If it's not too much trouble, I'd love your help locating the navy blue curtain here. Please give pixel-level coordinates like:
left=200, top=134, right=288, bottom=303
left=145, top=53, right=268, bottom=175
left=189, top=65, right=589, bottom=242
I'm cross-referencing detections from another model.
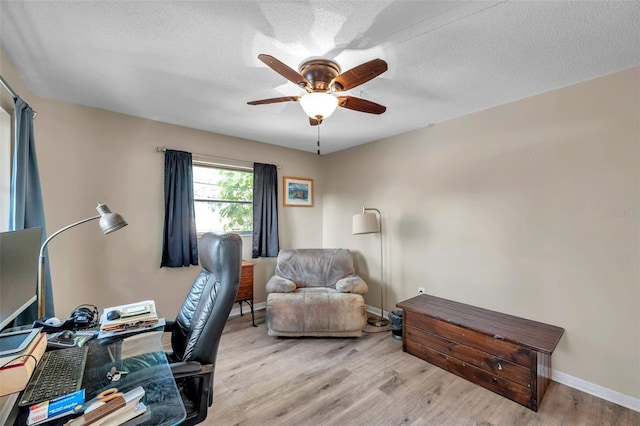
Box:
left=10, top=97, right=53, bottom=320
left=161, top=150, right=198, bottom=267
left=252, top=163, right=279, bottom=258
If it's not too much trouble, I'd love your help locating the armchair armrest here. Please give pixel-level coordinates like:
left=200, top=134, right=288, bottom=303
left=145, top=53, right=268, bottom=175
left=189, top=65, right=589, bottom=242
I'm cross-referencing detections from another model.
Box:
left=266, top=276, right=297, bottom=293
left=335, top=275, right=368, bottom=295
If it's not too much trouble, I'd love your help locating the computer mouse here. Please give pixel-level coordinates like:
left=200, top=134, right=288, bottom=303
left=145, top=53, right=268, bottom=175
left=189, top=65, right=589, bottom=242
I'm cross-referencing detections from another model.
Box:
left=106, top=310, right=121, bottom=321
left=60, top=330, right=75, bottom=340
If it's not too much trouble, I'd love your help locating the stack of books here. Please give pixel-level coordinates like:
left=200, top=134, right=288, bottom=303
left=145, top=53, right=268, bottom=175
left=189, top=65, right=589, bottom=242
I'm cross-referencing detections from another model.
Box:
left=0, top=331, right=47, bottom=397
left=98, top=300, right=161, bottom=339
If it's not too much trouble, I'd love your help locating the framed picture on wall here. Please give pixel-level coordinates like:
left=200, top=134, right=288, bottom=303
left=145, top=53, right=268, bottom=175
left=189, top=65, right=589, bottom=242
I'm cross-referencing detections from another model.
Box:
left=283, top=176, right=313, bottom=207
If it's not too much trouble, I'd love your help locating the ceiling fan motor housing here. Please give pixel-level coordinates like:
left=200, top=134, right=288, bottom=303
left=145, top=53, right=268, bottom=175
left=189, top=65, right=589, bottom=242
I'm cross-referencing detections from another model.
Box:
left=299, top=59, right=341, bottom=92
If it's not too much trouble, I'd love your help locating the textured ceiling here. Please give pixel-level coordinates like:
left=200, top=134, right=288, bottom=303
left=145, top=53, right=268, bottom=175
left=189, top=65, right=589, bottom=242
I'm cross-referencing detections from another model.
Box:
left=1, top=1, right=639, bottom=154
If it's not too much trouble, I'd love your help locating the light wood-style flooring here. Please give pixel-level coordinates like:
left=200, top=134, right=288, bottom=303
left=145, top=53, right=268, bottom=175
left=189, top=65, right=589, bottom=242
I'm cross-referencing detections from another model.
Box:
left=202, top=311, right=638, bottom=425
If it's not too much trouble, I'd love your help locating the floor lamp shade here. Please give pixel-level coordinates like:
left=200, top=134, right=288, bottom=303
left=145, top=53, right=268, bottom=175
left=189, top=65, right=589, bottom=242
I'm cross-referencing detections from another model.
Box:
left=37, top=203, right=127, bottom=318
left=352, top=212, right=380, bottom=235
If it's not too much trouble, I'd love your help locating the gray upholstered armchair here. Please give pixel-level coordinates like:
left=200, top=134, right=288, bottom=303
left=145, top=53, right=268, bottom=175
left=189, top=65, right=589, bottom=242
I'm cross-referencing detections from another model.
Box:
left=265, top=248, right=368, bottom=337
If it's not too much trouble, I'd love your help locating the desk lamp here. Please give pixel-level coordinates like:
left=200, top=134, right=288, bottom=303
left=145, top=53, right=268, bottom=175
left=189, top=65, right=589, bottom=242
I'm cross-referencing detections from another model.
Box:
left=353, top=206, right=389, bottom=327
left=37, top=203, right=127, bottom=318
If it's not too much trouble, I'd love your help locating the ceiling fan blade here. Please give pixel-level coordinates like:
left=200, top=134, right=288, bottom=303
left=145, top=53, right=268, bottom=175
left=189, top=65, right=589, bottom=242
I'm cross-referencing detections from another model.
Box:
left=337, top=96, right=386, bottom=114
left=247, top=96, right=300, bottom=106
left=258, top=54, right=311, bottom=89
left=309, top=117, right=322, bottom=126
left=331, top=58, right=388, bottom=91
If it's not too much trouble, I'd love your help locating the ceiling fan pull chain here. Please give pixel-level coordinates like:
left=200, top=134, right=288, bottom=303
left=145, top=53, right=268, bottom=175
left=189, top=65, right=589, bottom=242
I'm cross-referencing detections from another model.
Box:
left=317, top=122, right=321, bottom=155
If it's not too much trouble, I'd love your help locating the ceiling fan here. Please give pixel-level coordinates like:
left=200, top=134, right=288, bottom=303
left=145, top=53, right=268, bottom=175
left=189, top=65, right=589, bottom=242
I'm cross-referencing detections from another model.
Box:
left=247, top=54, right=388, bottom=125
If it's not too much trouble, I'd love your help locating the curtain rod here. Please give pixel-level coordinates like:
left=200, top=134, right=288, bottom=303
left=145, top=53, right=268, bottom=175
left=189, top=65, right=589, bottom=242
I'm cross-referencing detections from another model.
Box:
left=156, top=146, right=281, bottom=169
left=0, top=75, right=17, bottom=98
left=0, top=74, right=38, bottom=118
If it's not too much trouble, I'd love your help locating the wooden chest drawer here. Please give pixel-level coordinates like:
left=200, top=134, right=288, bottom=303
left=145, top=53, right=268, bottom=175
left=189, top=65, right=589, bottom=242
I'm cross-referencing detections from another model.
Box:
left=406, top=311, right=532, bottom=368
left=405, top=338, right=533, bottom=408
left=405, top=324, right=532, bottom=387
left=397, top=295, right=564, bottom=412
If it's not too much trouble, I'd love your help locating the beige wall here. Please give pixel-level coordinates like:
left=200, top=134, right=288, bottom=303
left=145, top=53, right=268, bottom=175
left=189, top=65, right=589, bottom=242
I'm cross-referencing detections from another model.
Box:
left=1, top=49, right=324, bottom=321
left=323, top=67, right=640, bottom=400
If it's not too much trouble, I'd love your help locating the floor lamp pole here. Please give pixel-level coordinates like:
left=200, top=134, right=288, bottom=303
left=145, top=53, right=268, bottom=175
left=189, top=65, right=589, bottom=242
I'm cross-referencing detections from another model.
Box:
left=353, top=206, right=389, bottom=328
left=368, top=208, right=388, bottom=327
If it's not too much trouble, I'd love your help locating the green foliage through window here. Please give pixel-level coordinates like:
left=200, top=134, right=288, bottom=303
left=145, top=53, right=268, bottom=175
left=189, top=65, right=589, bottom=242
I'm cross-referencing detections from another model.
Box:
left=193, top=164, right=253, bottom=233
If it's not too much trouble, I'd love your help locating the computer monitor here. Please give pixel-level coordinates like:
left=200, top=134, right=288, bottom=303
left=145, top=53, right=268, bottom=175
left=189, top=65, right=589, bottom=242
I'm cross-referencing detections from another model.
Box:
left=0, top=227, right=42, bottom=331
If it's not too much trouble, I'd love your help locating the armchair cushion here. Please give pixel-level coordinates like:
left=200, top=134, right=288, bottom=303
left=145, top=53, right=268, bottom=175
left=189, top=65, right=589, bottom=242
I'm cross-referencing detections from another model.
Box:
left=335, top=275, right=368, bottom=294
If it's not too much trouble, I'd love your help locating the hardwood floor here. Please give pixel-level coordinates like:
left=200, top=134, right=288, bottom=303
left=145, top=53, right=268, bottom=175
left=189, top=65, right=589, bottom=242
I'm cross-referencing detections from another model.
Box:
left=201, top=311, right=639, bottom=425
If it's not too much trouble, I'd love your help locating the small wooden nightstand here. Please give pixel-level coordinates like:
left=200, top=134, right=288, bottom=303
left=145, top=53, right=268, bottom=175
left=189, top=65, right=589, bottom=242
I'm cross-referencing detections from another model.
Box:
left=236, top=260, right=256, bottom=326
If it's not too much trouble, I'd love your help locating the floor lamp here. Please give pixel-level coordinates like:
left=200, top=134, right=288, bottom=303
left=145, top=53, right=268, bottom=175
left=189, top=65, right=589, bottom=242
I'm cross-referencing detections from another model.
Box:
left=37, top=203, right=127, bottom=318
left=353, top=206, right=389, bottom=327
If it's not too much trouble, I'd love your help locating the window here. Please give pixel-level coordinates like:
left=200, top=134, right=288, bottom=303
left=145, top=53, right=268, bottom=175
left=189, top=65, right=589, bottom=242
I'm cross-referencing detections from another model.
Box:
left=193, top=163, right=253, bottom=235
left=0, top=107, right=10, bottom=232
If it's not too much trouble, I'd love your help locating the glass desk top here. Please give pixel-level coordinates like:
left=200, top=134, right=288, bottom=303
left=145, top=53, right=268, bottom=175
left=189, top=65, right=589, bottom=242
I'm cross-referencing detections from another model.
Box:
left=13, top=330, right=186, bottom=425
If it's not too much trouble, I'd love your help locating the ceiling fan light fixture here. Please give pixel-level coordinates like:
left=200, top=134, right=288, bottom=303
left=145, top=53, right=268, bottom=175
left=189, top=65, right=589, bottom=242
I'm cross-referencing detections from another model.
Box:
left=299, top=92, right=338, bottom=120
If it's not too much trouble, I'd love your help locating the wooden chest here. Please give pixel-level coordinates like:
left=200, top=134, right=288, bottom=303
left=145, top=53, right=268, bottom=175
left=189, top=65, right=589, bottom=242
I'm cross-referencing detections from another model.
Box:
left=396, top=295, right=564, bottom=411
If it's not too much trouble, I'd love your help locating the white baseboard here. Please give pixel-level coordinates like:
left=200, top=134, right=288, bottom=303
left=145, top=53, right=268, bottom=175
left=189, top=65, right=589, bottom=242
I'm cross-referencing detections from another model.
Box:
left=552, top=370, right=640, bottom=412
left=229, top=301, right=266, bottom=318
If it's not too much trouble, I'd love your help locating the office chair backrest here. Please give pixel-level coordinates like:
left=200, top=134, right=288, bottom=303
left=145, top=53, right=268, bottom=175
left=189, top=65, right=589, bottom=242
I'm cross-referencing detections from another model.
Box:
left=171, top=232, right=242, bottom=364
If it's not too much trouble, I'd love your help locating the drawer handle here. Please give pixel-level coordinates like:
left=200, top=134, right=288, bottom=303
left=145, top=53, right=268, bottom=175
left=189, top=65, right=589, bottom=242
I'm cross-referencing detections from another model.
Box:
left=497, top=362, right=503, bottom=371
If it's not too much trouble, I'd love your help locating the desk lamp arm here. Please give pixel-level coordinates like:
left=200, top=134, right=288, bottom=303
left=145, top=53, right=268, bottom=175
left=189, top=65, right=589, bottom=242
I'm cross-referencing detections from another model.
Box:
left=37, top=215, right=100, bottom=318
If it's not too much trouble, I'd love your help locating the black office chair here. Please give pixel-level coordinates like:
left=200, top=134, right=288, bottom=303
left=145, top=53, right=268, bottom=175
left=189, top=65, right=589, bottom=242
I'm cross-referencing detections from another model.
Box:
left=110, top=233, right=241, bottom=425
left=164, top=232, right=242, bottom=425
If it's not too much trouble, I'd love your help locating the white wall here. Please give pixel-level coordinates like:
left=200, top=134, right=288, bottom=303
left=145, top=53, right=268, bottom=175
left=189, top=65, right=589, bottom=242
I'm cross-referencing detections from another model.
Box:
left=322, top=67, right=640, bottom=401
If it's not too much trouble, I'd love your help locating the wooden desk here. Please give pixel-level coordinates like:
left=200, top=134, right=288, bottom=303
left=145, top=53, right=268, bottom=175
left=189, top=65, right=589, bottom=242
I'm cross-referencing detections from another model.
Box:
left=397, top=294, right=564, bottom=411
left=236, top=261, right=256, bottom=327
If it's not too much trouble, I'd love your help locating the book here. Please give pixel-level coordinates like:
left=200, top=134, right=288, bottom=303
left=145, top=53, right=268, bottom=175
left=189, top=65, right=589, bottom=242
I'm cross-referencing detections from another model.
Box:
left=99, top=300, right=158, bottom=334
left=27, top=389, right=85, bottom=425
left=97, top=318, right=165, bottom=340
left=92, top=401, right=147, bottom=426
left=0, top=332, right=47, bottom=396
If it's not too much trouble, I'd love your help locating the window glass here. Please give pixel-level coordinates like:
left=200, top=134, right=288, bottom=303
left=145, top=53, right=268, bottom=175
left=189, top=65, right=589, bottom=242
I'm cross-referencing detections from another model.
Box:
left=0, top=107, right=10, bottom=232
left=193, top=164, right=253, bottom=234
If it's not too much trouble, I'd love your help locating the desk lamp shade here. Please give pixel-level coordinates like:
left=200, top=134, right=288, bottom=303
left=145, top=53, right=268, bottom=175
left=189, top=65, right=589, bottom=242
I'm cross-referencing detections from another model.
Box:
left=97, top=203, right=127, bottom=234
left=37, top=203, right=127, bottom=318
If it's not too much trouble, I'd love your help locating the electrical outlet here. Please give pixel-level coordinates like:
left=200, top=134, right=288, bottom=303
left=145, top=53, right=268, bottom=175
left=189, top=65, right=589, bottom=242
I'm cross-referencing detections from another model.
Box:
left=417, top=287, right=426, bottom=295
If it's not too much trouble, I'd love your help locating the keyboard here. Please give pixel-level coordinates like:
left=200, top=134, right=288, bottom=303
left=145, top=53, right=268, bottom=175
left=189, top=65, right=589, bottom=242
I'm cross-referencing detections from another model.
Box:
left=18, top=345, right=88, bottom=407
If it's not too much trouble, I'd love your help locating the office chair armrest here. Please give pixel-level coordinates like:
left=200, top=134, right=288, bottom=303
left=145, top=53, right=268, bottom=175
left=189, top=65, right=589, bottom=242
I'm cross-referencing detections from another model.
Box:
left=170, top=361, right=214, bottom=379
left=163, top=319, right=177, bottom=332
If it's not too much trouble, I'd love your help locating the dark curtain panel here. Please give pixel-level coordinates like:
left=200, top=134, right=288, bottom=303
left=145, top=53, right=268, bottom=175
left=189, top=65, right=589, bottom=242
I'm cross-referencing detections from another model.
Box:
left=10, top=97, right=53, bottom=320
left=161, top=150, right=198, bottom=267
left=252, top=163, right=279, bottom=258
